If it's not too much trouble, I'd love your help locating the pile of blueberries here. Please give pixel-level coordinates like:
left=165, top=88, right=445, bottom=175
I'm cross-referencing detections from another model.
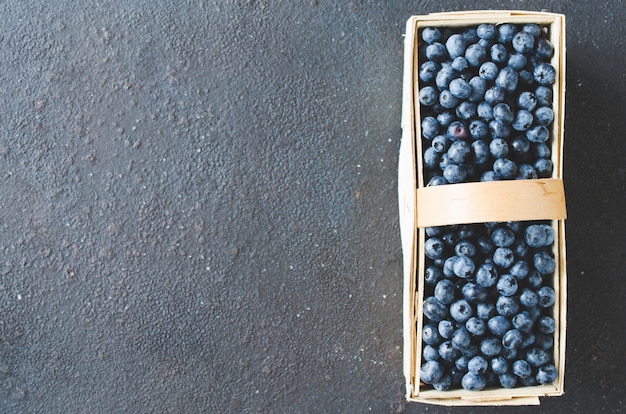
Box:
left=417, top=23, right=556, bottom=184
left=417, top=23, right=560, bottom=391
left=420, top=221, right=559, bottom=391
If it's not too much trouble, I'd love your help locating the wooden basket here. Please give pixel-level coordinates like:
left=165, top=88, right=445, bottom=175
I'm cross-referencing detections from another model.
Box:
left=399, top=11, right=566, bottom=406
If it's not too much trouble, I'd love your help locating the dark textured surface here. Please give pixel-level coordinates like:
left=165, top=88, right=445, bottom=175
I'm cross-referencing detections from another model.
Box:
left=0, top=1, right=623, bottom=413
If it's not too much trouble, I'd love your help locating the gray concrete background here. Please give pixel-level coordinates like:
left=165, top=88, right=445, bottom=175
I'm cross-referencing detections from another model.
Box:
left=0, top=1, right=624, bottom=413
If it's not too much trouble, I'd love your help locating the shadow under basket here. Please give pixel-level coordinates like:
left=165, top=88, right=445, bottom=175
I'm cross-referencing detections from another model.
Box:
left=399, top=10, right=567, bottom=406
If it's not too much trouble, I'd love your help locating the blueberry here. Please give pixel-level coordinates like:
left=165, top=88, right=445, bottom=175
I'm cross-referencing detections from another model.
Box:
left=538, top=315, right=556, bottom=334
left=425, top=265, right=443, bottom=285
left=540, top=224, right=555, bottom=245
left=535, top=333, right=554, bottom=351
left=491, top=227, right=515, bottom=247
left=450, top=299, right=473, bottom=323
left=447, top=120, right=469, bottom=141
left=423, top=296, right=449, bottom=322
left=457, top=225, right=475, bottom=240
left=465, top=43, right=487, bottom=67
left=534, top=158, right=553, bottom=177
left=423, top=344, right=440, bottom=362
left=512, top=311, right=534, bottom=333
left=419, top=86, right=438, bottom=106
left=423, top=323, right=443, bottom=345
left=449, top=78, right=471, bottom=99
left=434, top=279, right=457, bottom=305
left=476, top=237, right=496, bottom=256
left=490, top=43, right=508, bottom=64
left=436, top=111, right=455, bottom=127
left=421, top=27, right=441, bottom=44
left=438, top=319, right=455, bottom=339
left=477, top=302, right=497, bottom=320
left=535, top=38, right=554, bottom=59
left=463, top=28, right=479, bottom=44
left=456, top=101, right=477, bottom=120
left=493, top=103, right=515, bottom=125
left=527, top=306, right=542, bottom=322
left=511, top=239, right=529, bottom=259
left=477, top=101, right=495, bottom=121
left=438, top=340, right=460, bottom=362
left=431, top=135, right=449, bottom=153
left=455, top=354, right=471, bottom=371
left=526, top=347, right=551, bottom=367
left=443, top=256, right=458, bottom=278
left=461, top=372, right=487, bottom=391
left=526, top=270, right=543, bottom=289
left=512, top=110, right=534, bottom=131
left=474, top=23, right=495, bottom=40
left=439, top=152, right=452, bottom=171
left=419, top=61, right=439, bottom=82
left=535, top=106, right=554, bottom=126
left=518, top=91, right=538, bottom=111
left=516, top=164, right=538, bottom=179
left=426, top=226, right=442, bottom=237
left=500, top=346, right=518, bottom=360
left=525, top=224, right=549, bottom=248
left=447, top=140, right=471, bottom=164
left=535, top=86, right=553, bottom=107
left=489, top=120, right=510, bottom=140
left=437, top=90, right=457, bottom=109
left=436, top=65, right=457, bottom=90
left=446, top=34, right=467, bottom=59
left=465, top=317, right=486, bottom=336
left=443, top=164, right=468, bottom=183
left=512, top=31, right=535, bottom=54
left=425, top=42, right=448, bottom=63
left=497, top=24, right=517, bottom=44
left=499, top=373, right=518, bottom=388
left=451, top=56, right=469, bottom=72
left=519, top=288, right=539, bottom=308
left=507, top=52, right=527, bottom=70
left=420, top=360, right=445, bottom=384
left=537, top=286, right=556, bottom=308
left=421, top=116, right=440, bottom=140
left=453, top=256, right=475, bottom=278
left=518, top=69, right=535, bottom=87
left=536, top=364, right=558, bottom=384
left=424, top=237, right=445, bottom=259
left=433, top=374, right=453, bottom=391
left=533, top=252, right=556, bottom=275
left=455, top=240, right=476, bottom=257
left=496, top=295, right=520, bottom=317
left=468, top=77, right=487, bottom=102
left=510, top=261, right=530, bottom=280
left=468, top=355, right=488, bottom=375
left=479, top=61, right=499, bottom=81
left=496, top=66, right=519, bottom=93
left=493, top=158, right=517, bottom=179
left=523, top=23, right=542, bottom=38
left=512, top=359, right=532, bottom=378
left=424, top=147, right=440, bottom=170
left=534, top=62, right=556, bottom=85
left=502, top=329, right=523, bottom=349
left=478, top=38, right=493, bottom=49
left=487, top=315, right=511, bottom=337
left=491, top=356, right=508, bottom=375
left=452, top=327, right=472, bottom=350
left=476, top=263, right=498, bottom=288
left=462, top=281, right=489, bottom=304
left=484, top=86, right=506, bottom=105
left=497, top=274, right=519, bottom=297
left=480, top=337, right=502, bottom=357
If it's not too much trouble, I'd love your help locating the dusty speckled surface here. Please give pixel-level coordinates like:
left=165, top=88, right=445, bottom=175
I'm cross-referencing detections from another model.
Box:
left=0, top=1, right=623, bottom=413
